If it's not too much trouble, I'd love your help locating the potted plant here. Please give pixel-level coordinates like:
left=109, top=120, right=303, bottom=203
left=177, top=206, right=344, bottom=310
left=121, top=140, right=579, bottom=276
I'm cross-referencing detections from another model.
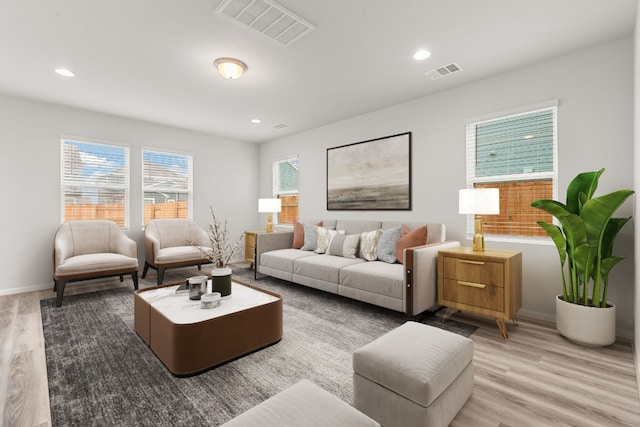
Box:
left=530, top=168, right=633, bottom=346
left=194, top=206, right=244, bottom=297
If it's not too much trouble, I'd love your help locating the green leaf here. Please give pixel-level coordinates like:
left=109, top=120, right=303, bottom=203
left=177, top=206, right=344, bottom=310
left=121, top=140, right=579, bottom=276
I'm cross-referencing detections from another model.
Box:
left=581, top=190, right=634, bottom=248
left=530, top=199, right=571, bottom=219
left=536, top=222, right=566, bottom=265
left=566, top=169, right=603, bottom=214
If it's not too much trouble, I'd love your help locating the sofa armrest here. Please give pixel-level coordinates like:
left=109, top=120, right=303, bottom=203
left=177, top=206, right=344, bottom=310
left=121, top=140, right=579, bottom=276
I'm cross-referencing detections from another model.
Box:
left=256, top=231, right=294, bottom=272
left=113, top=233, right=138, bottom=258
left=404, top=240, right=461, bottom=316
left=53, top=225, right=73, bottom=270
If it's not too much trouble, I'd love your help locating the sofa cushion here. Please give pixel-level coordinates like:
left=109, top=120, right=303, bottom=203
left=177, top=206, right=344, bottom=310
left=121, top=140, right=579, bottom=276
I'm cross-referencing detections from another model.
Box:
left=340, top=261, right=404, bottom=299
left=292, top=221, right=305, bottom=249
left=315, top=227, right=343, bottom=254
left=294, top=254, right=364, bottom=283
left=155, top=219, right=194, bottom=248
left=396, top=225, right=428, bottom=262
left=155, top=246, right=209, bottom=264
left=335, top=220, right=382, bottom=235
left=56, top=253, right=138, bottom=276
left=377, top=226, right=403, bottom=263
left=68, top=221, right=114, bottom=255
left=301, top=224, right=320, bottom=251
left=261, top=249, right=317, bottom=273
left=327, top=234, right=360, bottom=259
left=293, top=221, right=322, bottom=249
left=359, top=229, right=383, bottom=261
left=221, top=379, right=380, bottom=426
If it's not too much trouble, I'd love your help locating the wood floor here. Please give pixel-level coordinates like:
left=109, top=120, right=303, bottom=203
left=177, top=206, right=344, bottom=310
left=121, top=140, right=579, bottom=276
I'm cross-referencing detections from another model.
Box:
left=1, top=269, right=639, bottom=426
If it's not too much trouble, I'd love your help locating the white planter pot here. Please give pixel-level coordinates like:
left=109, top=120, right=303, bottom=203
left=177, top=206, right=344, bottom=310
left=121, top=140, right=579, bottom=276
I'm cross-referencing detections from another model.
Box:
left=556, top=295, right=616, bottom=346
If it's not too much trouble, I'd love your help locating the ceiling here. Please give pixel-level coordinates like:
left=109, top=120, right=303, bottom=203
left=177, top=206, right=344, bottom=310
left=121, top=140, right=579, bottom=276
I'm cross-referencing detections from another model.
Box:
left=0, top=0, right=636, bottom=143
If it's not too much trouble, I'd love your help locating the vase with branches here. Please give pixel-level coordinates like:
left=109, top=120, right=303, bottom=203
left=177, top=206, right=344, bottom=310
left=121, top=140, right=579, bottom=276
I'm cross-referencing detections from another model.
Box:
left=193, top=206, right=244, bottom=296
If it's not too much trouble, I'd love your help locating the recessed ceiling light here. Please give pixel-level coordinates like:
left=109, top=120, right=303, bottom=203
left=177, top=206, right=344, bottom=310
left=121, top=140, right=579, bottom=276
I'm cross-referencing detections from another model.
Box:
left=54, top=68, right=75, bottom=77
left=413, top=50, right=431, bottom=61
left=523, top=135, right=534, bottom=140
left=251, top=119, right=262, bottom=124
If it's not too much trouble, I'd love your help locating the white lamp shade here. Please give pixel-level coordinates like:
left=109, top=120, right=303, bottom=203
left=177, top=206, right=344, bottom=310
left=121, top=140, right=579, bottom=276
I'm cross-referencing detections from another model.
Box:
left=258, top=198, right=282, bottom=213
left=459, top=188, right=500, bottom=215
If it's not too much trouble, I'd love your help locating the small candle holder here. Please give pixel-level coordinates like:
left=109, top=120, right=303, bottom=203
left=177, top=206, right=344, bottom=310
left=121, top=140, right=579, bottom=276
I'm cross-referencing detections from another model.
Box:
left=201, top=292, right=221, bottom=309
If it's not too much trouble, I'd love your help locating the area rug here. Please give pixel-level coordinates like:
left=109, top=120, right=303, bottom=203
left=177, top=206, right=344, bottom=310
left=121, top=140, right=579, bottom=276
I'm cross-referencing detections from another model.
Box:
left=41, top=268, right=477, bottom=426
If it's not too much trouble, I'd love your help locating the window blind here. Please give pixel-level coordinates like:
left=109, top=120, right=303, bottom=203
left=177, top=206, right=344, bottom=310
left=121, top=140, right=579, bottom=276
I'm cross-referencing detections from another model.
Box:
left=465, top=106, right=557, bottom=238
left=60, top=139, right=129, bottom=228
left=272, top=156, right=299, bottom=224
left=142, top=149, right=193, bottom=225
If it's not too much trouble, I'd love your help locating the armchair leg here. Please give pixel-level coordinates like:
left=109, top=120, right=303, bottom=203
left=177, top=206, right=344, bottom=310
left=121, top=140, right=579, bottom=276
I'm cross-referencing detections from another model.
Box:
left=157, top=268, right=165, bottom=285
left=198, top=265, right=202, bottom=271
left=142, top=262, right=150, bottom=279
left=131, top=272, right=139, bottom=290
left=55, top=280, right=66, bottom=307
left=119, top=275, right=124, bottom=282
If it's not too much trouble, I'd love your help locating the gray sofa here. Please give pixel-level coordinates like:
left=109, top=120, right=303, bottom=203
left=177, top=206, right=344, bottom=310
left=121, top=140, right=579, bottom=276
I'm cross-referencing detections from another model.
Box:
left=256, top=220, right=460, bottom=316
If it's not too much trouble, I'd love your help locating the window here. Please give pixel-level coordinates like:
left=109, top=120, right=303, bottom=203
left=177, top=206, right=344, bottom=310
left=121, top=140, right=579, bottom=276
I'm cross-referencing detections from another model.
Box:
left=273, top=156, right=299, bottom=224
left=465, top=103, right=557, bottom=239
left=142, top=149, right=193, bottom=225
left=61, top=138, right=129, bottom=228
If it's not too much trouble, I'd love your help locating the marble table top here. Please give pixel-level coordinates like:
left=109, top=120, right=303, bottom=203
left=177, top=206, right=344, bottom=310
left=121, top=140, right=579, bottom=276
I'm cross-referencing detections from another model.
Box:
left=137, top=280, right=280, bottom=324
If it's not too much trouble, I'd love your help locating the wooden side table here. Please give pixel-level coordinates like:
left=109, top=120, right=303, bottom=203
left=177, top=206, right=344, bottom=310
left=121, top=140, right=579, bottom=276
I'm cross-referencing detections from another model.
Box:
left=437, top=246, right=522, bottom=339
left=244, top=230, right=265, bottom=268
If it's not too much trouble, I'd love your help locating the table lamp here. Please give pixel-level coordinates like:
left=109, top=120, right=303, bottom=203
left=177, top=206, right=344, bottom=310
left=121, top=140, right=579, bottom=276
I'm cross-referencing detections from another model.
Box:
left=459, top=188, right=500, bottom=252
left=258, top=198, right=282, bottom=233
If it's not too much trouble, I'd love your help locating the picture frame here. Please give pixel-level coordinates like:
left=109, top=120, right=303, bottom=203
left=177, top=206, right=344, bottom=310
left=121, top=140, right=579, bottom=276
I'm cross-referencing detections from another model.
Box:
left=327, top=132, right=412, bottom=210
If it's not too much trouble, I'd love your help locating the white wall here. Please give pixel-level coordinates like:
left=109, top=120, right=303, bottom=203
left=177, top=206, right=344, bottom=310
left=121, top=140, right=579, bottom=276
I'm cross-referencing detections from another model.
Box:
left=633, top=2, right=640, bottom=388
left=259, top=38, right=635, bottom=337
left=0, top=94, right=260, bottom=294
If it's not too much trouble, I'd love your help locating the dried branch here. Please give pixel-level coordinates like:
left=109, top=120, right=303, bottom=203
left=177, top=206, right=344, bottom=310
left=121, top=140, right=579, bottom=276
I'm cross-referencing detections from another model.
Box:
left=190, top=206, right=245, bottom=269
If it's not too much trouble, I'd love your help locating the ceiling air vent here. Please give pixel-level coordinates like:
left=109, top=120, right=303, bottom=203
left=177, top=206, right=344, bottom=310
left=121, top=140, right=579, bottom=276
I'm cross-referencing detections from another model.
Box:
left=271, top=123, right=288, bottom=130
left=214, top=0, right=315, bottom=46
left=425, top=62, right=463, bottom=80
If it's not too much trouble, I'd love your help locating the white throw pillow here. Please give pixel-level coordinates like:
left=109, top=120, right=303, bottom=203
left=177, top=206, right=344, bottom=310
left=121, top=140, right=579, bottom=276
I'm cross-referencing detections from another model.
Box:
left=315, top=227, right=343, bottom=254
left=359, top=229, right=383, bottom=261
left=327, top=234, right=360, bottom=259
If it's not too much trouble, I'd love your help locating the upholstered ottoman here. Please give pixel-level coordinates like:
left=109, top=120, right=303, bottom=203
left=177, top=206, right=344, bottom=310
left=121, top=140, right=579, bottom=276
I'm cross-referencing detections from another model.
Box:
left=353, top=322, right=474, bottom=427
left=221, top=379, right=380, bottom=426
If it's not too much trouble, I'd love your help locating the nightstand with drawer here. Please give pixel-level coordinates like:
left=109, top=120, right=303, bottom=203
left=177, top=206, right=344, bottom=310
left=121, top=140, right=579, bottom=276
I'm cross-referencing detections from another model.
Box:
left=437, top=246, right=522, bottom=339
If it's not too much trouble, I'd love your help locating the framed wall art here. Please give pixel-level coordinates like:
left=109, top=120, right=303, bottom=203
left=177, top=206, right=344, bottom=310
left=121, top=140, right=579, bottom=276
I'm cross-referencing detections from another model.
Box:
left=327, top=132, right=411, bottom=210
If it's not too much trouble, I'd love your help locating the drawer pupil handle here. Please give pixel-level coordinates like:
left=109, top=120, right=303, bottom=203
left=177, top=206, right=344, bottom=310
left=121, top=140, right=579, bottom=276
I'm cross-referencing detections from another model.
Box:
left=459, top=260, right=485, bottom=265
left=458, top=280, right=486, bottom=289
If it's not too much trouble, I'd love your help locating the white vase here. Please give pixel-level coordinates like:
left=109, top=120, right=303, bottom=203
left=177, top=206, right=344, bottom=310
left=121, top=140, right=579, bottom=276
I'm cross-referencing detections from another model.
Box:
left=211, top=267, right=232, bottom=297
left=555, top=295, right=616, bottom=346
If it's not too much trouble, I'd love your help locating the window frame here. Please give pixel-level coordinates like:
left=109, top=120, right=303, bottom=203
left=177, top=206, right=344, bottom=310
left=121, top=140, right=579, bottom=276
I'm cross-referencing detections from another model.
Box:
left=60, top=136, right=131, bottom=229
left=464, top=100, right=558, bottom=245
left=272, top=155, right=299, bottom=226
left=141, top=147, right=193, bottom=226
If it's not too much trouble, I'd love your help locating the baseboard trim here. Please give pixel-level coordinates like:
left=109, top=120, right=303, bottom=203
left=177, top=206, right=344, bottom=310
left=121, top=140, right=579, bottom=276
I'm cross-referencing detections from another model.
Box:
left=518, top=308, right=633, bottom=341
left=0, top=283, right=52, bottom=296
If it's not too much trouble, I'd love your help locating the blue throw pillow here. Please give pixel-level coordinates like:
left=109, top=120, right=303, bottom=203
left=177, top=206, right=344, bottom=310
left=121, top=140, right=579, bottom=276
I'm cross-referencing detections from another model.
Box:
left=377, top=226, right=403, bottom=263
left=300, top=224, right=319, bottom=251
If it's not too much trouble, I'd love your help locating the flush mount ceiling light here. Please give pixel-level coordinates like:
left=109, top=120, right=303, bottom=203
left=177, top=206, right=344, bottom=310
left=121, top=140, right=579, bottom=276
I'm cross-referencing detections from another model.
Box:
left=54, top=68, right=75, bottom=77
left=251, top=118, right=262, bottom=124
left=413, top=50, right=431, bottom=60
left=213, top=57, right=247, bottom=79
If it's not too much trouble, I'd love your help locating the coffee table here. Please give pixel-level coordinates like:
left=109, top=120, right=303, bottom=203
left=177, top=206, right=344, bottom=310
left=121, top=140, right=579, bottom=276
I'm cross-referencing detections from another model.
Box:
left=134, top=279, right=282, bottom=376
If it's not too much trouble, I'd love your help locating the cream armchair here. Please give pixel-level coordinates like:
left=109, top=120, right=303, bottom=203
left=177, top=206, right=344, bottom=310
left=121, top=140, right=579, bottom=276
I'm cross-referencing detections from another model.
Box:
left=142, top=218, right=212, bottom=285
left=53, top=220, right=139, bottom=307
